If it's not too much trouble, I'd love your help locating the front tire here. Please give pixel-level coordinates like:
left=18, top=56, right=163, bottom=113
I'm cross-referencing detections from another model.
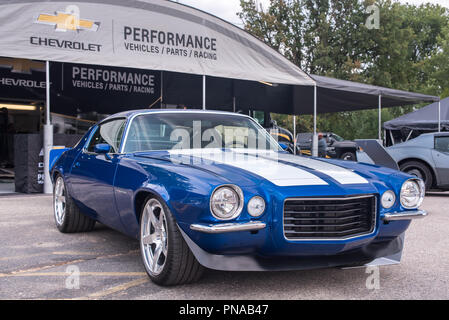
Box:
left=53, top=175, right=96, bottom=233
left=139, top=196, right=204, bottom=285
left=340, top=151, right=356, bottom=161
left=399, top=161, right=433, bottom=190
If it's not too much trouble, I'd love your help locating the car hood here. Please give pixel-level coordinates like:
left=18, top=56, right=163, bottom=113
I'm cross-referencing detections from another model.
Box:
left=332, top=140, right=357, bottom=148
left=133, top=149, right=397, bottom=191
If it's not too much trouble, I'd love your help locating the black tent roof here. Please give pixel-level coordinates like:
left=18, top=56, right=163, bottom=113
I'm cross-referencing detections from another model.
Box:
left=383, top=97, right=449, bottom=131
left=289, top=75, right=440, bottom=115
left=201, top=74, right=441, bottom=116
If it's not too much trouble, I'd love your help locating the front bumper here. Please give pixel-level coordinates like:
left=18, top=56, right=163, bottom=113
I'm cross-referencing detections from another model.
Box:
left=190, top=221, right=266, bottom=233
left=180, top=226, right=405, bottom=271
left=382, top=210, right=427, bottom=221
left=181, top=206, right=425, bottom=269
left=189, top=209, right=427, bottom=234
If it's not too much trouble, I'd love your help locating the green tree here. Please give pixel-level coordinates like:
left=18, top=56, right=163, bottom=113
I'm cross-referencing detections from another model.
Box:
left=239, top=0, right=449, bottom=139
left=425, top=24, right=449, bottom=98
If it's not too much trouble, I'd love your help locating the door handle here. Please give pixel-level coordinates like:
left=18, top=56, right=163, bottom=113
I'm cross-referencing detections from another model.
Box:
left=74, top=162, right=81, bottom=168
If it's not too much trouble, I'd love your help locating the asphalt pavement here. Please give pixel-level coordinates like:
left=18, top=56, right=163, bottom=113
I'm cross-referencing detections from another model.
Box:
left=0, top=192, right=448, bottom=300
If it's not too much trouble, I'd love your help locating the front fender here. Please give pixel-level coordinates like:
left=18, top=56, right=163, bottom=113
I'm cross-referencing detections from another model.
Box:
left=113, top=156, right=224, bottom=238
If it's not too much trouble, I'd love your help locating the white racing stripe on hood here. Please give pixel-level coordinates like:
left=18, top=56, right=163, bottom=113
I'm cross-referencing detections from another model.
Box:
left=167, top=149, right=328, bottom=186
left=274, top=153, right=369, bottom=185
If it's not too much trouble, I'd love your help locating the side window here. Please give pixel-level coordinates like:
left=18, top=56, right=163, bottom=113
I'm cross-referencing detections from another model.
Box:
left=86, top=119, right=126, bottom=153
left=435, top=136, right=449, bottom=154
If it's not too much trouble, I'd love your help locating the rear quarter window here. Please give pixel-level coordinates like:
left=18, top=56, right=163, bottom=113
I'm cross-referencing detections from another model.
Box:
left=435, top=136, right=449, bottom=153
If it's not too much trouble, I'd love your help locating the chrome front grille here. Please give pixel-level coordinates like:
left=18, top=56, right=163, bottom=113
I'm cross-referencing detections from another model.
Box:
left=283, top=195, right=377, bottom=240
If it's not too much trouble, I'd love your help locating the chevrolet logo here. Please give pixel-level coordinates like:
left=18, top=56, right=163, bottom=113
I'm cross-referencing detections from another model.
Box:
left=36, top=12, right=100, bottom=32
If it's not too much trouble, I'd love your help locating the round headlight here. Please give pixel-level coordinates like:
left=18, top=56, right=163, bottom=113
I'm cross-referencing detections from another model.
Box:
left=248, top=196, right=266, bottom=217
left=210, top=185, right=244, bottom=220
left=400, top=179, right=425, bottom=209
left=381, top=190, right=396, bottom=209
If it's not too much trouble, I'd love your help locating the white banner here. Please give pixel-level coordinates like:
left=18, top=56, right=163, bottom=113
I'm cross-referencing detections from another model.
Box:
left=0, top=0, right=315, bottom=86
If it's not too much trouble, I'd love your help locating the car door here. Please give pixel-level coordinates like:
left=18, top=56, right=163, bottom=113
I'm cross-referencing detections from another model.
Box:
left=431, top=135, right=449, bottom=187
left=70, top=118, right=127, bottom=226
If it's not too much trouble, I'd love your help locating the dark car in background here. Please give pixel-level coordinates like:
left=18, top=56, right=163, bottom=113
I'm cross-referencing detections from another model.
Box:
left=249, top=110, right=357, bottom=159
left=296, top=132, right=358, bottom=160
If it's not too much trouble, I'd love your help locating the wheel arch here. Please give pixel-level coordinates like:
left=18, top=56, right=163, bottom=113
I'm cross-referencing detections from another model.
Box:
left=51, top=169, right=63, bottom=183
left=133, top=188, right=170, bottom=226
left=337, top=148, right=357, bottom=160
left=338, top=147, right=356, bottom=153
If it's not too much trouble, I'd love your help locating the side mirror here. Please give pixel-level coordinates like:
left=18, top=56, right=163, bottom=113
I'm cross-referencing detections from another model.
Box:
left=94, top=143, right=111, bottom=154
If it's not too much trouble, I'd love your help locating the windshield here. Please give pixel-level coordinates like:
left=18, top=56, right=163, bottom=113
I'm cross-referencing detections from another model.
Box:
left=331, top=133, right=345, bottom=142
left=123, top=112, right=282, bottom=153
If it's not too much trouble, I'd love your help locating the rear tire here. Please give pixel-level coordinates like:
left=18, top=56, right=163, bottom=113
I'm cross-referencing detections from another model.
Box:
left=399, top=161, right=433, bottom=190
left=53, top=175, right=96, bottom=233
left=139, top=196, right=204, bottom=286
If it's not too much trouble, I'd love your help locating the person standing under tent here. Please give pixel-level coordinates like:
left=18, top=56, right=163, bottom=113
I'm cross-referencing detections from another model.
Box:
left=318, top=132, right=327, bottom=158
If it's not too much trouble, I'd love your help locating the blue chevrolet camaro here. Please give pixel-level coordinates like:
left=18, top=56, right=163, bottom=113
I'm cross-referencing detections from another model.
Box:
left=51, top=110, right=427, bottom=285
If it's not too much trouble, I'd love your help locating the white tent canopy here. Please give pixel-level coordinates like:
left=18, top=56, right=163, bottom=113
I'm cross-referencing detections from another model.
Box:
left=0, top=0, right=315, bottom=86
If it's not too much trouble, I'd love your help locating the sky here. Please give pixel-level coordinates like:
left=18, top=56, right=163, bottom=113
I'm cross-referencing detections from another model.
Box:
left=173, top=0, right=449, bottom=26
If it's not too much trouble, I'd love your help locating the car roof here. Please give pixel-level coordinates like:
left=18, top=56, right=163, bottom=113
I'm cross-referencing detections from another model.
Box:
left=419, top=132, right=449, bottom=138
left=99, top=109, right=251, bottom=124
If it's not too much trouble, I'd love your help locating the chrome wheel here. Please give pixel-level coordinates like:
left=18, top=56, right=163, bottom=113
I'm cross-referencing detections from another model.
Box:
left=54, top=176, right=66, bottom=225
left=140, top=198, right=168, bottom=276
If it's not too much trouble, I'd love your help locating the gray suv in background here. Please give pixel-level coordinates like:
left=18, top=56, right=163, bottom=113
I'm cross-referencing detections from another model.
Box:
left=387, top=132, right=449, bottom=190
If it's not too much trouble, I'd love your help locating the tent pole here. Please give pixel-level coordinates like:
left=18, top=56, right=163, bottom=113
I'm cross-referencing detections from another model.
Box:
left=160, top=71, right=163, bottom=108
left=438, top=100, right=441, bottom=132
left=43, top=61, right=53, bottom=194
left=405, top=130, right=413, bottom=142
left=232, top=79, right=236, bottom=113
left=390, top=130, right=395, bottom=145
left=293, top=115, right=296, bottom=155
left=312, top=84, right=318, bottom=157
left=202, top=75, right=206, bottom=110
left=378, top=94, right=382, bottom=143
